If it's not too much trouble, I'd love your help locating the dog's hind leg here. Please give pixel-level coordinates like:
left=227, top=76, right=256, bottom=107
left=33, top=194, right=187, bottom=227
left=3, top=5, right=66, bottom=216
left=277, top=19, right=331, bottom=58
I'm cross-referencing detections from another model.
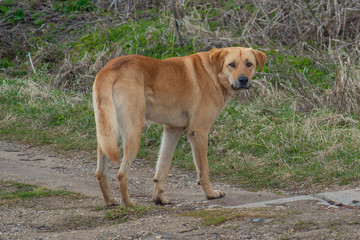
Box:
left=115, top=90, right=145, bottom=207
left=117, top=124, right=143, bottom=207
left=95, top=146, right=119, bottom=206
left=153, top=126, right=184, bottom=205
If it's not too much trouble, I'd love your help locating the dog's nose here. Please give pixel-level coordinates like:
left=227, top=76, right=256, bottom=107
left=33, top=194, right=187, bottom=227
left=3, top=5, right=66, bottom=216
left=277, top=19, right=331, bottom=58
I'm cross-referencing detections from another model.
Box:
left=232, top=76, right=251, bottom=90
left=238, top=76, right=248, bottom=85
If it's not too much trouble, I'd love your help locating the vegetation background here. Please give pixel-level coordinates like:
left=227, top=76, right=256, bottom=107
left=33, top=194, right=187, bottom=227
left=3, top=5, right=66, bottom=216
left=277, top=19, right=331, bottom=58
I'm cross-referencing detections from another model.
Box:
left=1, top=0, right=359, bottom=193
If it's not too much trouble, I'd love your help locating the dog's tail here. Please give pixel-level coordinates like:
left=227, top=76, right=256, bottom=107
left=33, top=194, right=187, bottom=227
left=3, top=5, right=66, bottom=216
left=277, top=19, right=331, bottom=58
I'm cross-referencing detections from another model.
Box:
left=92, top=72, right=120, bottom=163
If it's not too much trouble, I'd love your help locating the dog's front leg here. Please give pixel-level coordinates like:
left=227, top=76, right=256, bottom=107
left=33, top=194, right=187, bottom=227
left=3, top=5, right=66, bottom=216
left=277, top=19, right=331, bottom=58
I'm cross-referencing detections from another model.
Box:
left=187, top=129, right=225, bottom=200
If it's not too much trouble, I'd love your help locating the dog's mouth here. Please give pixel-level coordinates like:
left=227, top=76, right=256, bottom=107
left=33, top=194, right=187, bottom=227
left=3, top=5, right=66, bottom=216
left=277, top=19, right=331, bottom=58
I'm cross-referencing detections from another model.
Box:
left=231, top=84, right=251, bottom=90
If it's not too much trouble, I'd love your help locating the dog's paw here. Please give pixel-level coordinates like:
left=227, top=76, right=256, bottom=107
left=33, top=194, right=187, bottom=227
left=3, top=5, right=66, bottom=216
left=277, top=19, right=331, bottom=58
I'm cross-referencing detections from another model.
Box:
left=123, top=199, right=136, bottom=207
left=153, top=196, right=171, bottom=205
left=206, top=190, right=225, bottom=200
left=105, top=199, right=120, bottom=206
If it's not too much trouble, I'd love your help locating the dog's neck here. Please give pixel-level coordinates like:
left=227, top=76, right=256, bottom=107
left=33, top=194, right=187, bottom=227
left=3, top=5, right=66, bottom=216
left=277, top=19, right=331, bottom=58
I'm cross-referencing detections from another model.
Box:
left=217, top=76, right=234, bottom=100
left=194, top=51, right=234, bottom=108
left=207, top=59, right=235, bottom=106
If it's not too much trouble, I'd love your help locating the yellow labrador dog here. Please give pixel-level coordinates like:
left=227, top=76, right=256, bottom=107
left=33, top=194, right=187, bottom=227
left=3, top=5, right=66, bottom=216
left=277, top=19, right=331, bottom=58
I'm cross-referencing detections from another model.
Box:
left=92, top=47, right=266, bottom=206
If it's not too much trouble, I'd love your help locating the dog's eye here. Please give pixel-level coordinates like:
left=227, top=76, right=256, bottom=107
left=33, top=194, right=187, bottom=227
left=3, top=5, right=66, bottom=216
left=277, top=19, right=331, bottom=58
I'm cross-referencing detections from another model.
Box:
left=246, top=62, right=253, bottom=67
left=228, top=62, right=236, bottom=68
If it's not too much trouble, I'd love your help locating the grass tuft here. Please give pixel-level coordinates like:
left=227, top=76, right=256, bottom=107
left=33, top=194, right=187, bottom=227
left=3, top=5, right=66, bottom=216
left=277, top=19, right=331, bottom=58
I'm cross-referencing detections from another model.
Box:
left=0, top=180, right=77, bottom=201
left=105, top=205, right=153, bottom=223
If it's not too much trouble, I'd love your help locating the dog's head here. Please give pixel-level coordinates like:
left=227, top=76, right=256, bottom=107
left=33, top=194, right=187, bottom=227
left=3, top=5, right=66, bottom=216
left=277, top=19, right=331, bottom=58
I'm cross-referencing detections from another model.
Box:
left=210, top=47, right=266, bottom=90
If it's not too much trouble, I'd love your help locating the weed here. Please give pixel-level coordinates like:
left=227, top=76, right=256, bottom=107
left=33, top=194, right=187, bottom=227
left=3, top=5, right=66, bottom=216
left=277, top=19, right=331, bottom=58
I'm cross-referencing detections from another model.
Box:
left=0, top=57, right=14, bottom=68
left=7, top=8, right=25, bottom=23
left=105, top=205, right=153, bottom=223
left=53, top=0, right=95, bottom=13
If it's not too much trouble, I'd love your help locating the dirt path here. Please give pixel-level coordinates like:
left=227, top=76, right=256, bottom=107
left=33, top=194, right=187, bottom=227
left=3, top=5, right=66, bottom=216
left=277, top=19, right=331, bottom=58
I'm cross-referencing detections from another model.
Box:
left=0, top=140, right=279, bottom=206
left=1, top=140, right=360, bottom=239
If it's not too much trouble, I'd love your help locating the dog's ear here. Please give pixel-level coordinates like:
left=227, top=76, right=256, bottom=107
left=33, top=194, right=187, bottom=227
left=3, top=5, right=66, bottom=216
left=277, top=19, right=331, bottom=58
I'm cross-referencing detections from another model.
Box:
left=210, top=48, right=228, bottom=73
left=251, top=49, right=266, bottom=71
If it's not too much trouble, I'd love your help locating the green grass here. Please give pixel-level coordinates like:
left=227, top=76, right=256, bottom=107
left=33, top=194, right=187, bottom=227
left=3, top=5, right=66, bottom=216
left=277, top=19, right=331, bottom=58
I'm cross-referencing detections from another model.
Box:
left=264, top=49, right=336, bottom=89
left=0, top=76, right=97, bottom=151
left=182, top=208, right=277, bottom=226
left=52, top=0, right=96, bottom=13
left=0, top=180, right=76, bottom=200
left=70, top=14, right=198, bottom=62
left=204, top=100, right=360, bottom=189
left=168, top=98, right=360, bottom=190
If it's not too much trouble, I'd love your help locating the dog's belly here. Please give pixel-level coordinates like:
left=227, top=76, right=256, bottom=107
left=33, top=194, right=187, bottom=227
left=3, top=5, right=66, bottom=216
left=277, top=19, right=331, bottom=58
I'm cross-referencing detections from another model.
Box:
left=145, top=100, right=189, bottom=127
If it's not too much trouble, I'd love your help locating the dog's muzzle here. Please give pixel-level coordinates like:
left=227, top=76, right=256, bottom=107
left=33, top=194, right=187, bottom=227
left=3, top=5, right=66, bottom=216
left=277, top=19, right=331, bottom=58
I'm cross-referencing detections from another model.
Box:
left=231, top=76, right=251, bottom=90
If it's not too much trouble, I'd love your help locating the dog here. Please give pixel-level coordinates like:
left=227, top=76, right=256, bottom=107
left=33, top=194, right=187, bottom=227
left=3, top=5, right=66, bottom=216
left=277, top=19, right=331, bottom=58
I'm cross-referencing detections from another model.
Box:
left=92, top=47, right=266, bottom=206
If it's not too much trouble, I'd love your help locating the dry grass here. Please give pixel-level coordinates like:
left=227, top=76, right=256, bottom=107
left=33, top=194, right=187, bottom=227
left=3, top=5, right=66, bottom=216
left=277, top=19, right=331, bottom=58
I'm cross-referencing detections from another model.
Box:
left=173, top=0, right=360, bottom=114
left=2, top=1, right=359, bottom=112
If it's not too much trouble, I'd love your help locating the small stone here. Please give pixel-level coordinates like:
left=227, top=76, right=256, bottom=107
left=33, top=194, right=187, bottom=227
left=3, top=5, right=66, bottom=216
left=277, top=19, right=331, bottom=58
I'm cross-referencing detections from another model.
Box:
left=252, top=218, right=262, bottom=223
left=352, top=201, right=360, bottom=208
left=275, top=206, right=286, bottom=210
left=208, top=204, right=222, bottom=209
